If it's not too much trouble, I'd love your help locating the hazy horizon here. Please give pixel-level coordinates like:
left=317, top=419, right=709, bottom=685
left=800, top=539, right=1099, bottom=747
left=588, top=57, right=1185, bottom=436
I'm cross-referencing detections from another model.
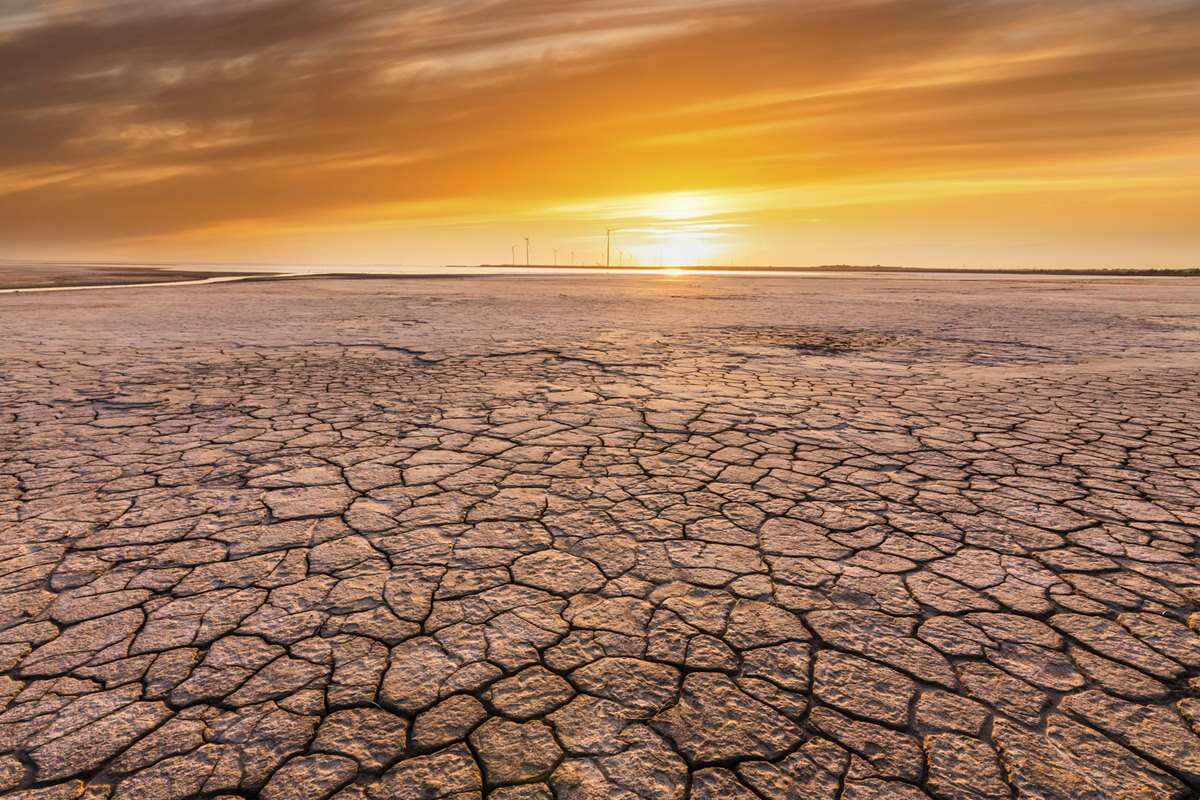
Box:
left=4, top=258, right=1200, bottom=274
left=3, top=1, right=1199, bottom=268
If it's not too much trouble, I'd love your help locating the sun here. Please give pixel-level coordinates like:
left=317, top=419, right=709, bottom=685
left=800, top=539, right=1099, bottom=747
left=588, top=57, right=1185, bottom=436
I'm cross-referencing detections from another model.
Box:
left=574, top=191, right=736, bottom=267
left=654, top=230, right=722, bottom=266
left=636, top=193, right=732, bottom=266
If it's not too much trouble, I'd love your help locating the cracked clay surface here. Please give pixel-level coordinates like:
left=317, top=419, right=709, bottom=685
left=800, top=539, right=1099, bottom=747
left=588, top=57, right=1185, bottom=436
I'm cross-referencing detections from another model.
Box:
left=1, top=274, right=1199, bottom=799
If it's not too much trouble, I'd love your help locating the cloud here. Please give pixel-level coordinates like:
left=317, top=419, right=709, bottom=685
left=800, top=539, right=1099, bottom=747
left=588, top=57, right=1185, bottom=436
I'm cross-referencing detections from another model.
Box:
left=0, top=0, right=1197, bottom=259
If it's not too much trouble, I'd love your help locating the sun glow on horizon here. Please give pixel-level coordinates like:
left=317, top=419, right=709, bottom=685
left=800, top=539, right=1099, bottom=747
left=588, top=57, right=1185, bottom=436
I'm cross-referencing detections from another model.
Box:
left=1, top=1, right=1198, bottom=268
left=643, top=228, right=727, bottom=267
left=551, top=192, right=741, bottom=266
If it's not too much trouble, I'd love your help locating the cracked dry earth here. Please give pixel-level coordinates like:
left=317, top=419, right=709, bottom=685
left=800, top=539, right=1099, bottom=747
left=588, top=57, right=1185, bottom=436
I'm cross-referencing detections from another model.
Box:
left=1, top=275, right=1200, bottom=800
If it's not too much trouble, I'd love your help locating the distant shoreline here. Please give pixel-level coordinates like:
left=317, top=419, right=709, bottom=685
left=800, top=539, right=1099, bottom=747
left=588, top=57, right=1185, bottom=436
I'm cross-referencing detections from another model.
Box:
left=1, top=261, right=1197, bottom=293
left=471, top=264, right=1200, bottom=277
left=0, top=264, right=270, bottom=291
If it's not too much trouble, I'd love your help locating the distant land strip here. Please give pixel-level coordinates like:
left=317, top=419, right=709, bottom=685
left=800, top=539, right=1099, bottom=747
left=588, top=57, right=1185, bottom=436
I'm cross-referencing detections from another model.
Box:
left=471, top=264, right=1200, bottom=277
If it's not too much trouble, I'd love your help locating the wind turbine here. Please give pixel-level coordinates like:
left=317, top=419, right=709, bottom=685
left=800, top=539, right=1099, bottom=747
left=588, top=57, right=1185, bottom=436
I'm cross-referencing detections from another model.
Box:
left=524, top=238, right=530, bottom=266
left=606, top=229, right=620, bottom=268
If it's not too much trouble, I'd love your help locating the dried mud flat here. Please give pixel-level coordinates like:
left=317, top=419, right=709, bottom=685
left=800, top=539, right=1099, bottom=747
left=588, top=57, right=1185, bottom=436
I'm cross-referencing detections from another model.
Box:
left=1, top=274, right=1199, bottom=800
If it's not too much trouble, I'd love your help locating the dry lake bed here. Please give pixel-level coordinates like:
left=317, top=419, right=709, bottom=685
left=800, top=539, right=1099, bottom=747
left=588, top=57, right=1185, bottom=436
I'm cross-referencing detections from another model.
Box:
left=2, top=272, right=1200, bottom=800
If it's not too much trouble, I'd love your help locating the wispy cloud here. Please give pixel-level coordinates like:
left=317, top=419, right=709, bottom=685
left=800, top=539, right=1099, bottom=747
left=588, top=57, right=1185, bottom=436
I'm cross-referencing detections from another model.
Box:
left=1, top=0, right=1198, bottom=265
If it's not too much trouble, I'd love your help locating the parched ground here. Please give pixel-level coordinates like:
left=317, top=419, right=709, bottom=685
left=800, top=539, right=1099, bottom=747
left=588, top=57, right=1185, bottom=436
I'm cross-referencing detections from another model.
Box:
left=1, top=274, right=1199, bottom=800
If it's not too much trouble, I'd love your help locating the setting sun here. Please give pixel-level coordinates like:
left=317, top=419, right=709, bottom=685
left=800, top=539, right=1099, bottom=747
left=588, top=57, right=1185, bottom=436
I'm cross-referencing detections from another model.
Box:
left=640, top=194, right=733, bottom=266
left=642, top=228, right=727, bottom=267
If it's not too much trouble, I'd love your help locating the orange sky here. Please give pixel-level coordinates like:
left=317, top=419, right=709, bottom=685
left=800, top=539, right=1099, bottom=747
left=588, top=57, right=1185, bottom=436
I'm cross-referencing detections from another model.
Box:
left=2, top=0, right=1199, bottom=268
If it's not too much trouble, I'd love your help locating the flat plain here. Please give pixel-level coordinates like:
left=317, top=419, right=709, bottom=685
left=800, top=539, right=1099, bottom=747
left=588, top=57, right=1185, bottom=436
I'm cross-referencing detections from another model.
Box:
left=2, top=273, right=1199, bottom=800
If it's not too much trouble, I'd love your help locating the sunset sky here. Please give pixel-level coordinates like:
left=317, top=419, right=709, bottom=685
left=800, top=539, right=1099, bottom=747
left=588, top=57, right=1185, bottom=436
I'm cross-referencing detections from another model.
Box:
left=2, top=0, right=1198, bottom=268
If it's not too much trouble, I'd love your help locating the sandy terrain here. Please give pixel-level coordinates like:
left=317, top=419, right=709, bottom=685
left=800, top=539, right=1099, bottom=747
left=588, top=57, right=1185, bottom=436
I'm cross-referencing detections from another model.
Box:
left=1, top=274, right=1199, bottom=799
